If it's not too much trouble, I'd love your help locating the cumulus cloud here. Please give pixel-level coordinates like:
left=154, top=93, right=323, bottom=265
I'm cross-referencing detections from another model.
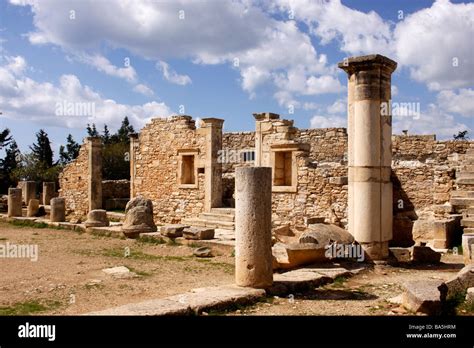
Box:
left=310, top=115, right=347, bottom=128
left=156, top=61, right=192, bottom=86
left=133, top=83, right=154, bottom=96
left=436, top=88, right=474, bottom=117
left=327, top=98, right=346, bottom=114
left=78, top=54, right=137, bottom=82
left=394, top=0, right=474, bottom=90
left=0, top=55, right=171, bottom=130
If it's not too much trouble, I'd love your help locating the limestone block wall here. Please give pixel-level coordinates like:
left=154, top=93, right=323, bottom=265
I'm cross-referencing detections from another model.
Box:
left=132, top=116, right=207, bottom=224
left=58, top=142, right=89, bottom=217
left=102, top=180, right=130, bottom=200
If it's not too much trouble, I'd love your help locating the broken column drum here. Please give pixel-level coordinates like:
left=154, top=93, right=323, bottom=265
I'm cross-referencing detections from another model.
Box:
left=235, top=167, right=273, bottom=288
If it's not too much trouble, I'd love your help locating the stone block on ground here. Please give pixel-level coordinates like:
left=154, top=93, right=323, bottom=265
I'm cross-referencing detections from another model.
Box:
left=402, top=280, right=447, bottom=315
left=443, top=265, right=474, bottom=299
left=193, top=247, right=212, bottom=258
left=161, top=224, right=189, bottom=238
left=121, top=197, right=157, bottom=238
left=411, top=245, right=441, bottom=264
left=298, top=223, right=354, bottom=246
left=389, top=247, right=411, bottom=263
left=102, top=266, right=136, bottom=279
left=462, top=234, right=474, bottom=265
left=183, top=227, right=215, bottom=240
left=272, top=242, right=326, bottom=270
left=272, top=224, right=292, bottom=236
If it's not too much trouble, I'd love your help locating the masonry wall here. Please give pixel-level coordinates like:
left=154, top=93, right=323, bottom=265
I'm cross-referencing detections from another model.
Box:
left=102, top=180, right=130, bottom=200
left=132, top=116, right=207, bottom=224
left=58, top=142, right=89, bottom=217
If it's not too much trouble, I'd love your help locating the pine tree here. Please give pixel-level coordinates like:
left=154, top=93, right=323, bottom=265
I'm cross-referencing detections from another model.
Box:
left=0, top=140, right=20, bottom=192
left=86, top=123, right=99, bottom=137
left=102, top=124, right=111, bottom=144
left=59, top=134, right=80, bottom=164
left=30, top=129, right=53, bottom=168
left=111, top=116, right=135, bottom=143
left=0, top=128, right=12, bottom=149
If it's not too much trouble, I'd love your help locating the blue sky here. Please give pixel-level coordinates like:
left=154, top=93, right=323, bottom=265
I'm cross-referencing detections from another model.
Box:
left=0, top=0, right=473, bottom=159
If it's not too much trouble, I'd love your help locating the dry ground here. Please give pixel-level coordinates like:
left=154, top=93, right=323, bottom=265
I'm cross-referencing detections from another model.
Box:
left=0, top=221, right=234, bottom=315
left=0, top=221, right=472, bottom=316
left=227, top=254, right=472, bottom=316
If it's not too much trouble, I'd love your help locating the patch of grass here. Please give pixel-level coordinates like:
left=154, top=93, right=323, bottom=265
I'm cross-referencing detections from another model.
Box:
left=457, top=300, right=474, bottom=314
left=331, top=276, right=347, bottom=288
left=188, top=242, right=202, bottom=248
left=84, top=283, right=104, bottom=290
left=166, top=238, right=181, bottom=246
left=195, top=259, right=234, bottom=274
left=9, top=219, right=64, bottom=230
left=230, top=249, right=235, bottom=257
left=138, top=235, right=165, bottom=245
left=0, top=300, right=62, bottom=315
left=103, top=247, right=187, bottom=262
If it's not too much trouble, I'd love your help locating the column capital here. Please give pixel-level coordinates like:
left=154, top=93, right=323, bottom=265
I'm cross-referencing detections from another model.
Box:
left=338, top=54, right=397, bottom=75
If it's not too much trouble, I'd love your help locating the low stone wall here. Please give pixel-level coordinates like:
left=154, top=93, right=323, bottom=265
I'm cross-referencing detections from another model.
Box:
left=102, top=180, right=130, bottom=200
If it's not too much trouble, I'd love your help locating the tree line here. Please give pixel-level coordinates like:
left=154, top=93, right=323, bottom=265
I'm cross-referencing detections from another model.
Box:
left=0, top=117, right=135, bottom=194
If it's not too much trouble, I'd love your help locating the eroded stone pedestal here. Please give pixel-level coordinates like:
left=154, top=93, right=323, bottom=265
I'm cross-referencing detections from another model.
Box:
left=7, top=188, right=22, bottom=217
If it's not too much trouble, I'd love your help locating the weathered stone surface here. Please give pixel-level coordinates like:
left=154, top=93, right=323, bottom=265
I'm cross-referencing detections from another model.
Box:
left=411, top=245, right=441, bottom=264
left=0, top=195, right=7, bottom=212
left=462, top=234, right=474, bottom=265
left=7, top=188, right=22, bottom=217
left=466, top=287, right=474, bottom=303
left=389, top=247, right=411, bottom=263
left=161, top=224, right=189, bottom=238
left=402, top=280, right=447, bottom=315
left=121, top=197, right=157, bottom=238
left=304, top=217, right=326, bottom=225
left=193, top=247, right=212, bottom=258
left=272, top=242, right=326, bottom=270
left=272, top=224, right=292, bottom=236
left=182, top=227, right=215, bottom=240
left=298, top=223, right=354, bottom=246
left=85, top=209, right=109, bottom=228
left=102, top=266, right=136, bottom=279
left=50, top=197, right=66, bottom=222
left=23, top=181, right=36, bottom=206
left=42, top=182, right=55, bottom=205
left=443, top=265, right=474, bottom=298
left=26, top=199, right=39, bottom=217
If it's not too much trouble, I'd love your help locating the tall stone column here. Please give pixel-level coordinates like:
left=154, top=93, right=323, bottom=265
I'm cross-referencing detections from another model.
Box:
left=24, top=181, right=36, bottom=206
left=129, top=133, right=139, bottom=199
left=338, top=54, right=397, bottom=260
left=7, top=188, right=22, bottom=217
left=235, top=167, right=273, bottom=288
left=201, top=118, right=224, bottom=212
left=87, top=137, right=102, bottom=211
left=42, top=182, right=55, bottom=205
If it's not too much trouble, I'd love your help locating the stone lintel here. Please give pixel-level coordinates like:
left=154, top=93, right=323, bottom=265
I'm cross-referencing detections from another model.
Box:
left=253, top=112, right=280, bottom=121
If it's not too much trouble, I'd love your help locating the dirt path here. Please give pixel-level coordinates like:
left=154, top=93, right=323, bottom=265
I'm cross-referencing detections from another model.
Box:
left=0, top=222, right=234, bottom=315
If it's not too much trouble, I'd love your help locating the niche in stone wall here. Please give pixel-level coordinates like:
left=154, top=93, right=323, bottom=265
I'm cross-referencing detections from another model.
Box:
left=178, top=149, right=199, bottom=188
left=270, top=144, right=301, bottom=193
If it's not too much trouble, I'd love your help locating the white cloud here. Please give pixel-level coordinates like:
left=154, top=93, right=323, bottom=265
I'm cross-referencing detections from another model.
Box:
left=393, top=103, right=471, bottom=139
left=327, top=98, right=346, bottom=114
left=394, top=0, right=474, bottom=91
left=133, top=83, right=154, bottom=96
left=391, top=85, right=399, bottom=97
left=436, top=88, right=474, bottom=117
left=156, top=61, right=192, bottom=86
left=310, top=115, right=346, bottom=128
left=302, top=102, right=320, bottom=111
left=0, top=55, right=172, bottom=130
left=78, top=54, right=137, bottom=83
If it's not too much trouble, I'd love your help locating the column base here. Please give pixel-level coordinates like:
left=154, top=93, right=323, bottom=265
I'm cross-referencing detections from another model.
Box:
left=360, top=241, right=389, bottom=261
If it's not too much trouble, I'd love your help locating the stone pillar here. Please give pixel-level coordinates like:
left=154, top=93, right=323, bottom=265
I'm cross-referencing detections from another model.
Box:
left=24, top=181, right=36, bottom=206
left=42, top=182, right=55, bottom=205
left=462, top=233, right=474, bottom=265
left=87, top=137, right=102, bottom=211
left=235, top=167, right=273, bottom=288
left=338, top=54, right=397, bottom=260
left=50, top=197, right=65, bottom=222
left=201, top=118, right=224, bottom=212
left=129, top=133, right=139, bottom=199
left=7, top=188, right=22, bottom=217
left=84, top=209, right=109, bottom=228
left=27, top=199, right=39, bottom=217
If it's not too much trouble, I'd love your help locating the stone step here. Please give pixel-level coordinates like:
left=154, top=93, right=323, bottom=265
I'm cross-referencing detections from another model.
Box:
left=463, top=228, right=474, bottom=234
left=456, top=177, right=474, bottom=185
left=200, top=212, right=235, bottom=222
left=457, top=173, right=474, bottom=179
left=450, top=197, right=474, bottom=207
left=451, top=191, right=474, bottom=198
left=461, top=218, right=474, bottom=228
left=181, top=217, right=234, bottom=230
left=210, top=207, right=235, bottom=215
